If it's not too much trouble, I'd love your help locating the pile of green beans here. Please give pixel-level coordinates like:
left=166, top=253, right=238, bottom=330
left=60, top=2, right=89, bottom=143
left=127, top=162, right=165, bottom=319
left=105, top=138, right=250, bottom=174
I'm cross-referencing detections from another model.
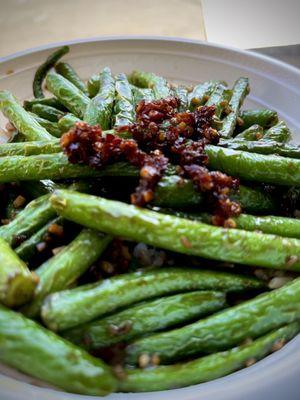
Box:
left=0, top=46, right=299, bottom=396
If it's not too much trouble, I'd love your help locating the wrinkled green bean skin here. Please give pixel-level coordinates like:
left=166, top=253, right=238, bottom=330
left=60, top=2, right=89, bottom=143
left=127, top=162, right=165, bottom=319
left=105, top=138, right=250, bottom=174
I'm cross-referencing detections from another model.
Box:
left=58, top=113, right=81, bottom=132
left=0, top=305, right=117, bottom=395
left=0, top=91, right=53, bottom=141
left=84, top=67, right=115, bottom=129
left=46, top=72, right=90, bottom=118
left=206, top=145, right=300, bottom=186
left=33, top=46, right=69, bottom=98
left=55, top=62, right=88, bottom=95
left=0, top=140, right=60, bottom=157
left=263, top=121, right=291, bottom=143
left=128, top=70, right=171, bottom=99
left=29, top=113, right=62, bottom=138
left=41, top=267, right=263, bottom=331
left=219, top=139, right=300, bottom=158
left=0, top=194, right=56, bottom=247
left=23, top=230, right=112, bottom=317
left=50, top=190, right=300, bottom=270
left=239, top=109, right=279, bottom=130
left=126, top=278, right=300, bottom=364
left=131, top=85, right=154, bottom=105
left=24, top=97, right=66, bottom=112
left=0, top=154, right=137, bottom=183
left=31, top=104, right=65, bottom=122
left=120, top=323, right=300, bottom=392
left=206, top=84, right=231, bottom=119
left=62, top=291, right=226, bottom=348
left=219, top=77, right=249, bottom=138
left=113, top=73, right=135, bottom=127
left=188, top=80, right=222, bottom=109
left=15, top=217, right=64, bottom=262
left=233, top=124, right=264, bottom=141
left=0, top=238, right=38, bottom=307
left=173, top=86, right=188, bottom=111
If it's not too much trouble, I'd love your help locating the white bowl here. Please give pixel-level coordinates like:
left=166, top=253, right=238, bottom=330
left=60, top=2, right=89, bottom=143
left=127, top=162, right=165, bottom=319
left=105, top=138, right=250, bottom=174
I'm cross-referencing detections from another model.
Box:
left=0, top=37, right=300, bottom=400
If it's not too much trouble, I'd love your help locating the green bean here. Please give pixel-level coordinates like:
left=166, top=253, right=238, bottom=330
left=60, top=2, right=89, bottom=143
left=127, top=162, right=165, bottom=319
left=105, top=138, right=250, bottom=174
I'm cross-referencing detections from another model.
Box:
left=50, top=190, right=300, bottom=270
left=0, top=91, right=53, bottom=141
left=87, top=73, right=100, bottom=98
left=188, top=80, right=224, bottom=110
left=219, top=138, right=300, bottom=158
left=55, top=62, right=88, bottom=95
left=24, top=97, right=66, bottom=112
left=0, top=154, right=137, bottom=183
left=0, top=194, right=55, bottom=247
left=41, top=267, right=263, bottom=331
left=131, top=85, right=154, bottom=105
left=46, top=72, right=90, bottom=118
left=233, top=124, right=264, bottom=141
left=33, top=46, right=69, bottom=98
left=58, top=113, right=81, bottom=133
left=239, top=109, right=279, bottom=130
left=128, top=70, right=171, bottom=99
left=63, top=291, right=226, bottom=349
left=219, top=77, right=249, bottom=138
left=0, top=140, right=60, bottom=157
left=206, top=145, right=300, bottom=186
left=126, top=277, right=300, bottom=364
left=173, top=86, right=188, bottom=111
left=84, top=67, right=115, bottom=129
left=23, top=229, right=112, bottom=318
left=28, top=113, right=62, bottom=138
left=21, top=179, right=59, bottom=198
left=0, top=237, right=38, bottom=307
left=113, top=73, right=135, bottom=127
left=31, top=104, right=65, bottom=122
left=206, top=83, right=232, bottom=119
left=15, top=216, right=64, bottom=262
left=162, top=210, right=300, bottom=239
left=120, top=323, right=300, bottom=392
left=263, top=120, right=291, bottom=143
left=0, top=305, right=117, bottom=395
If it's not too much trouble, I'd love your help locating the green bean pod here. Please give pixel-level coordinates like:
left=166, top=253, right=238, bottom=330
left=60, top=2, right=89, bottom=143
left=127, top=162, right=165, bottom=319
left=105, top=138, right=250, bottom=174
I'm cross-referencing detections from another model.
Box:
left=0, top=194, right=55, bottom=247
left=0, top=238, right=38, bottom=307
left=128, top=70, right=171, bottom=99
left=120, top=323, right=300, bottom=392
left=219, top=77, right=249, bottom=138
left=263, top=120, right=291, bottom=143
left=46, top=72, right=90, bottom=118
left=188, top=80, right=222, bottom=110
left=113, top=73, right=135, bottom=127
left=219, top=138, right=300, bottom=158
left=51, top=190, right=300, bottom=270
left=206, top=83, right=231, bottom=119
left=173, top=86, right=189, bottom=111
left=31, top=104, right=65, bottom=122
left=23, top=229, right=112, bottom=317
left=206, top=145, right=300, bottom=186
left=41, top=267, right=263, bottom=331
left=84, top=67, right=115, bottom=129
left=0, top=305, right=117, bottom=395
left=0, top=91, right=53, bottom=141
left=15, top=216, right=64, bottom=262
left=58, top=113, right=81, bottom=133
left=55, top=62, right=88, bottom=95
left=28, top=113, right=62, bottom=138
left=24, top=97, right=66, bottom=112
left=131, top=85, right=154, bottom=105
left=233, top=124, right=264, bottom=141
left=87, top=73, right=101, bottom=98
left=126, top=277, right=300, bottom=364
left=33, top=46, right=69, bottom=98
left=239, top=109, right=279, bottom=130
left=0, top=140, right=60, bottom=157
left=63, top=291, right=226, bottom=349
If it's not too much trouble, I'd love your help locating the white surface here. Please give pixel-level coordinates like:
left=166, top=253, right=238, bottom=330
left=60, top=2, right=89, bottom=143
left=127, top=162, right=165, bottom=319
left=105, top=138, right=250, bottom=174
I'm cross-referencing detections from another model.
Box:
left=0, top=37, right=300, bottom=399
left=202, top=0, right=300, bottom=49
